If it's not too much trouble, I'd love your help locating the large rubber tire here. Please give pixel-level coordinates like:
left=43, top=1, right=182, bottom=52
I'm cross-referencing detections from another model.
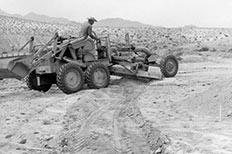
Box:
left=86, top=62, right=110, bottom=89
left=26, top=71, right=52, bottom=92
left=160, top=54, right=179, bottom=77
left=57, top=63, right=84, bottom=94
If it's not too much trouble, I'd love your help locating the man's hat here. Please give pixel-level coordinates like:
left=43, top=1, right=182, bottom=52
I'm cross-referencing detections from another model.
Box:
left=88, top=17, right=97, bottom=22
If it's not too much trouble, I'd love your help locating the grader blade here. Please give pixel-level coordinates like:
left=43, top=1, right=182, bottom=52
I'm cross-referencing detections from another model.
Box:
left=109, top=66, right=163, bottom=80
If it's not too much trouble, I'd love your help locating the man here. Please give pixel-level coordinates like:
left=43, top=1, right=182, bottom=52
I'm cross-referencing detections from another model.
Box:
left=79, top=17, right=99, bottom=41
left=69, top=17, right=99, bottom=60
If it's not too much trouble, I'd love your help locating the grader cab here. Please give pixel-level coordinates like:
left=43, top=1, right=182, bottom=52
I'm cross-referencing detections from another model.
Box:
left=5, top=32, right=179, bottom=94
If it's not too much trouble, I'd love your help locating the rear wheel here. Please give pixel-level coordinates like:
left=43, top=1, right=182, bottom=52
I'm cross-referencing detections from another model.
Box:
left=57, top=63, right=84, bottom=94
left=26, top=71, right=52, bottom=92
left=86, top=62, right=110, bottom=89
left=160, top=55, right=178, bottom=77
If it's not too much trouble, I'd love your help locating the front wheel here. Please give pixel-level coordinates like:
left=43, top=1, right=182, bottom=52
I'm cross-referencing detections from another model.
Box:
left=160, top=55, right=179, bottom=77
left=57, top=63, right=84, bottom=94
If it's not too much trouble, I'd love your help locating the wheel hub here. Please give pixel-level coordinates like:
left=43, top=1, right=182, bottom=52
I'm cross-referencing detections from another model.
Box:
left=93, top=68, right=107, bottom=87
left=65, top=70, right=81, bottom=89
left=166, top=60, right=176, bottom=74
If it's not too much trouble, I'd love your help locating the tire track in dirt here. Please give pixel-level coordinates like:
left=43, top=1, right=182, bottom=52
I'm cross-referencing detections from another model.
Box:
left=59, top=89, right=123, bottom=153
left=59, top=80, right=166, bottom=154
left=115, top=83, right=165, bottom=153
left=66, top=98, right=121, bottom=152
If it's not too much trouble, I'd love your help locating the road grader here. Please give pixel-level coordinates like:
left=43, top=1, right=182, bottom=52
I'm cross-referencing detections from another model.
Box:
left=1, top=32, right=178, bottom=94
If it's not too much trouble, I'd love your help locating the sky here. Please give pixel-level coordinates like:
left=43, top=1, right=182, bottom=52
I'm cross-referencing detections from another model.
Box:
left=1, top=0, right=232, bottom=28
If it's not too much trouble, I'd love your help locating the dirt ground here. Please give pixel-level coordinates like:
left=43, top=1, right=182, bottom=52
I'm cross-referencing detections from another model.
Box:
left=1, top=46, right=232, bottom=153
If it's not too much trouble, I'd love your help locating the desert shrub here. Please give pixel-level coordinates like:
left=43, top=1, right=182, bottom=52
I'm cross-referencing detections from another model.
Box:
left=210, top=48, right=217, bottom=52
left=197, top=46, right=209, bottom=52
left=227, top=48, right=232, bottom=52
left=1, top=14, right=232, bottom=53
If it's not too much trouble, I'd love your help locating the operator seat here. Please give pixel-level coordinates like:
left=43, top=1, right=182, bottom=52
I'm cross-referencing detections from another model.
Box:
left=69, top=38, right=97, bottom=61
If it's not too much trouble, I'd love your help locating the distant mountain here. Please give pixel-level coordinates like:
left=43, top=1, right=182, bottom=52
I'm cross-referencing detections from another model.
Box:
left=184, top=25, right=198, bottom=28
left=0, top=9, right=151, bottom=27
left=23, top=12, right=72, bottom=24
left=12, top=14, right=23, bottom=18
left=0, top=9, right=79, bottom=25
left=96, top=18, right=151, bottom=28
left=0, top=9, right=9, bottom=16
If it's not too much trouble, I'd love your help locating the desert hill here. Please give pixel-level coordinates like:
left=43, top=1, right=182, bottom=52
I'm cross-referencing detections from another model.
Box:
left=0, top=9, right=149, bottom=27
left=0, top=9, right=232, bottom=56
left=23, top=12, right=78, bottom=25
left=0, top=9, right=8, bottom=16
left=95, top=18, right=150, bottom=27
left=0, top=9, right=77, bottom=25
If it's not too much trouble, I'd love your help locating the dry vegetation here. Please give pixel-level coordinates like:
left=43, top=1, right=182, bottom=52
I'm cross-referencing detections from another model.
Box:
left=1, top=15, right=232, bottom=53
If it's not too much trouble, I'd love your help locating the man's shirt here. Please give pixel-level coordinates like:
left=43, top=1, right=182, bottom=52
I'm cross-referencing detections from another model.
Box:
left=79, top=21, right=92, bottom=39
